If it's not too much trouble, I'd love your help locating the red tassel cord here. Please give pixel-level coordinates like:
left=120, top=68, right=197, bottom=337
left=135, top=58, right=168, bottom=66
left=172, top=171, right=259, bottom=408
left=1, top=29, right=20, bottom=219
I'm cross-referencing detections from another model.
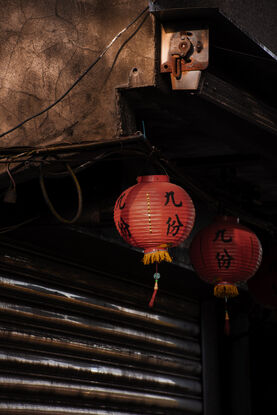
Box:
left=149, top=264, right=160, bottom=308
left=224, top=297, right=230, bottom=336
left=224, top=310, right=230, bottom=336
left=149, top=279, right=158, bottom=308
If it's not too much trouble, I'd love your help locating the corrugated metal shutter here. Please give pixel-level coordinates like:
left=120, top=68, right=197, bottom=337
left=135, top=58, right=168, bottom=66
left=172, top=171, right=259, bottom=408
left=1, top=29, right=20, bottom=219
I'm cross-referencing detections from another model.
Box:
left=0, top=244, right=202, bottom=414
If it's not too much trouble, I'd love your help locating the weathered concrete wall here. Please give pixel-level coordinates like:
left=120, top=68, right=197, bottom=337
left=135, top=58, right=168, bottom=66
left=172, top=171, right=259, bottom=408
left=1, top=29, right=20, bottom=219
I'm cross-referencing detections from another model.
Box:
left=0, top=0, right=155, bottom=148
left=1, top=0, right=276, bottom=150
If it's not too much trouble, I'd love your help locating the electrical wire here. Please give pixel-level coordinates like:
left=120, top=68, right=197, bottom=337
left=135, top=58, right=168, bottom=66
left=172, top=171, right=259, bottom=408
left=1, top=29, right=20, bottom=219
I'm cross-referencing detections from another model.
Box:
left=1, top=138, right=276, bottom=234
left=103, top=12, right=150, bottom=86
left=6, top=164, right=16, bottom=190
left=42, top=152, right=113, bottom=178
left=0, top=216, right=40, bottom=234
left=41, top=148, right=150, bottom=178
left=40, top=163, right=83, bottom=224
left=0, top=6, right=149, bottom=139
left=214, top=45, right=276, bottom=62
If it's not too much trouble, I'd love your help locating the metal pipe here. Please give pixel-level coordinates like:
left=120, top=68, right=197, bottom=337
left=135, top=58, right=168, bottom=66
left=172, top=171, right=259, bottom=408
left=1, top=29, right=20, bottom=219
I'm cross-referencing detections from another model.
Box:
left=0, top=375, right=203, bottom=412
left=0, top=326, right=202, bottom=377
left=0, top=276, right=200, bottom=338
left=0, top=300, right=201, bottom=357
left=0, top=244, right=200, bottom=320
left=0, top=351, right=202, bottom=396
left=0, top=135, right=145, bottom=155
left=0, top=403, right=150, bottom=415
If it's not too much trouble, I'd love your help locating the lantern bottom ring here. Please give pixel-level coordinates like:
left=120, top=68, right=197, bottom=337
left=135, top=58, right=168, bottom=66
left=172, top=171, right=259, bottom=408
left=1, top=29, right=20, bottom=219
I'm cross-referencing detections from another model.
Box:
left=143, top=247, right=172, bottom=265
left=214, top=281, right=239, bottom=298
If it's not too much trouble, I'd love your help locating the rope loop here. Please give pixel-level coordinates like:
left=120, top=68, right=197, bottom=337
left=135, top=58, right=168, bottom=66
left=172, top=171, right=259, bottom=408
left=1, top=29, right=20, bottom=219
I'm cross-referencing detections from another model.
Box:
left=40, top=163, right=83, bottom=224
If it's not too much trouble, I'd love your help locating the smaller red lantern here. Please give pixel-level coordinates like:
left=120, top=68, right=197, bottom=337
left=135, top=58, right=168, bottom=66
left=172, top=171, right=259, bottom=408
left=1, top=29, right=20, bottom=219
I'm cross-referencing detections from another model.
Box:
left=114, top=175, right=195, bottom=306
left=189, top=216, right=262, bottom=333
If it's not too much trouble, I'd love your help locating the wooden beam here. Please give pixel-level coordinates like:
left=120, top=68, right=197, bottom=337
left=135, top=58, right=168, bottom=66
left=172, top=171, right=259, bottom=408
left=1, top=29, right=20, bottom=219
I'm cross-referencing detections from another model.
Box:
left=199, top=72, right=277, bottom=137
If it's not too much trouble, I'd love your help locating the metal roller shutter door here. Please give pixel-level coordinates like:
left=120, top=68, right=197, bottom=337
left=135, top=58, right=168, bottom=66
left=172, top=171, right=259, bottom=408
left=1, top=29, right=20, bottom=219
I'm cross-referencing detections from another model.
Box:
left=0, top=244, right=203, bottom=415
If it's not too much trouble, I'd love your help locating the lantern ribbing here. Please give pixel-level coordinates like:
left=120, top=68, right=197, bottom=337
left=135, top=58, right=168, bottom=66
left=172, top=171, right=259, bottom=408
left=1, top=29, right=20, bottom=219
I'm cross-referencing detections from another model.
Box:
left=114, top=175, right=195, bottom=265
left=189, top=215, right=262, bottom=334
left=189, top=216, right=262, bottom=298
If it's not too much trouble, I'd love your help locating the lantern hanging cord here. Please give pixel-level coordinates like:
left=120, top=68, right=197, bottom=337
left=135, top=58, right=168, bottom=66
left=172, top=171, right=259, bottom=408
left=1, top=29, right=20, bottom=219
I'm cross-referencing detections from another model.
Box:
left=40, top=163, right=83, bottom=224
left=149, top=266, right=160, bottom=308
left=224, top=296, right=230, bottom=336
left=0, top=6, right=149, bottom=139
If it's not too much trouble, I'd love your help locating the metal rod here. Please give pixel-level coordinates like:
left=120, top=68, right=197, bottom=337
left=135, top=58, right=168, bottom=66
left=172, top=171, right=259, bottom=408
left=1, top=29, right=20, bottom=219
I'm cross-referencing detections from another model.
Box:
left=0, top=134, right=145, bottom=155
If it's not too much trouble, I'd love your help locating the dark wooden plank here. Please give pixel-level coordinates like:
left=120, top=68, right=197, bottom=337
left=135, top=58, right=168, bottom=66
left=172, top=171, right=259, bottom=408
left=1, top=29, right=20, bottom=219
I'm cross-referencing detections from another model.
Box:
left=200, top=72, right=277, bottom=136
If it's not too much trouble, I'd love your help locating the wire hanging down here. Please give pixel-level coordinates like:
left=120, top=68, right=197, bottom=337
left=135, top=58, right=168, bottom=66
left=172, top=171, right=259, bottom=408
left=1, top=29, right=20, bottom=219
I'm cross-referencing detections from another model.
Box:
left=40, top=163, right=83, bottom=224
left=0, top=6, right=149, bottom=139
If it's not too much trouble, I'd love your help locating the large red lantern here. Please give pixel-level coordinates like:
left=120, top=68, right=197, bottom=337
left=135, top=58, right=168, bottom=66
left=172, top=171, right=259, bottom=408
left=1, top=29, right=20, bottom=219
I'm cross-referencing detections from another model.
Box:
left=189, top=216, right=262, bottom=333
left=114, top=175, right=195, bottom=263
left=114, top=175, right=195, bottom=306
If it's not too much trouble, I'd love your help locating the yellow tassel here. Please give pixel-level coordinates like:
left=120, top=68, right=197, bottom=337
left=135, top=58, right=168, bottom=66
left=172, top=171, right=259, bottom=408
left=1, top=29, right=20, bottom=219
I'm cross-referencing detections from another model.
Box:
left=214, top=283, right=239, bottom=298
left=143, top=250, right=172, bottom=265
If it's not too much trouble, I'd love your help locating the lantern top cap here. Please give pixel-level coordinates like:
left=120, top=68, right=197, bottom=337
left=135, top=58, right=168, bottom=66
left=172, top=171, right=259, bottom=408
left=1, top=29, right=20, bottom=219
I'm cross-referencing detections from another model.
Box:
left=137, top=175, right=170, bottom=183
left=215, top=215, right=239, bottom=224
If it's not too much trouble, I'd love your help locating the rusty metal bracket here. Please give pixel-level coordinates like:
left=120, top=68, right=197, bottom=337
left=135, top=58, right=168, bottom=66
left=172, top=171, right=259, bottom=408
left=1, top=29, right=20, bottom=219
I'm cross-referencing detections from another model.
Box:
left=172, top=55, right=182, bottom=80
left=161, top=27, right=209, bottom=76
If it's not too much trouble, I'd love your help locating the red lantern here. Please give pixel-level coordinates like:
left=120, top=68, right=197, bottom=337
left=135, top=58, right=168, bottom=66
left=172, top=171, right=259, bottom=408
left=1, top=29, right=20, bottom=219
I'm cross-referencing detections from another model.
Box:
left=190, top=216, right=262, bottom=297
left=114, top=175, right=195, bottom=263
left=114, top=175, right=195, bottom=306
left=189, top=216, right=262, bottom=333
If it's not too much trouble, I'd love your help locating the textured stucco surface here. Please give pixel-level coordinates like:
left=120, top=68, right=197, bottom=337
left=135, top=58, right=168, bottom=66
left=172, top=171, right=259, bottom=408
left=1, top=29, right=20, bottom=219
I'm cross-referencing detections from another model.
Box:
left=0, top=0, right=155, bottom=148
left=1, top=0, right=276, bottom=150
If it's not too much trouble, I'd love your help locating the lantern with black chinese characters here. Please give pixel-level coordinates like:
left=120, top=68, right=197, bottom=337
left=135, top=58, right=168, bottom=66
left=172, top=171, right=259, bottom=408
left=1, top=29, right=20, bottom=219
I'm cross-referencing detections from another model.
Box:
left=189, top=215, right=262, bottom=333
left=114, top=175, right=195, bottom=306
